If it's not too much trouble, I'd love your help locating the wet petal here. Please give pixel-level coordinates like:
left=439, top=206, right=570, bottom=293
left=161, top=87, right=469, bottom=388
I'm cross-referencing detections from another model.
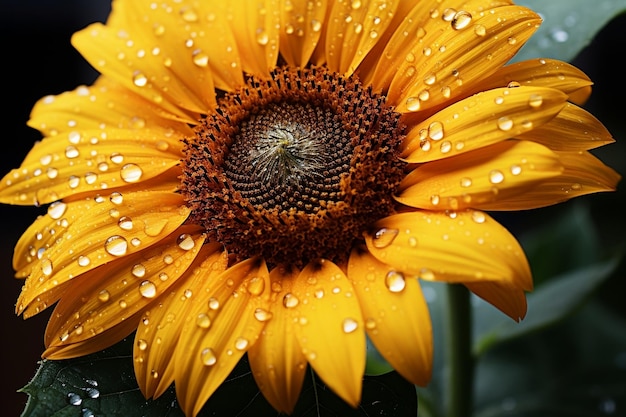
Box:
left=348, top=248, right=432, bottom=386
left=364, top=211, right=532, bottom=290
left=72, top=22, right=213, bottom=119
left=291, top=259, right=365, bottom=407
left=0, top=124, right=182, bottom=206
left=134, top=243, right=225, bottom=399
left=401, top=86, right=568, bottom=163
left=323, top=0, right=401, bottom=75
left=175, top=257, right=271, bottom=417
left=480, top=150, right=620, bottom=210
left=387, top=3, right=541, bottom=113
left=519, top=103, right=615, bottom=151
left=28, top=78, right=195, bottom=135
left=465, top=281, right=527, bottom=321
left=43, top=227, right=206, bottom=358
left=16, top=191, right=191, bottom=316
left=118, top=0, right=245, bottom=92
left=470, top=58, right=593, bottom=105
left=397, top=140, right=563, bottom=211
left=278, top=0, right=328, bottom=67
left=221, top=0, right=280, bottom=77
left=248, top=265, right=307, bottom=414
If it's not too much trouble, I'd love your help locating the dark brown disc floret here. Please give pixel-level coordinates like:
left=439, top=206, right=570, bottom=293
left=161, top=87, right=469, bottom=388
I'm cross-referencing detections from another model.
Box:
left=181, top=66, right=405, bottom=267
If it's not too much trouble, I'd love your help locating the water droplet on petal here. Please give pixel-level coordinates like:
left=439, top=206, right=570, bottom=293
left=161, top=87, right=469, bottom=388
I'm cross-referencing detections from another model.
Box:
left=474, top=24, right=486, bottom=36
left=110, top=192, right=123, bottom=205
left=385, top=270, right=406, bottom=293
left=235, top=337, right=249, bottom=351
left=105, top=235, right=128, bottom=256
left=201, top=347, right=217, bottom=366
left=428, top=121, right=444, bottom=140
left=137, top=339, right=148, bottom=351
left=472, top=211, right=486, bottom=224
left=118, top=216, right=133, bottom=230
left=497, top=116, right=513, bottom=131
left=489, top=170, right=505, bottom=184
left=342, top=318, right=358, bottom=333
left=247, top=276, right=265, bottom=295
left=139, top=280, right=157, bottom=298
left=208, top=297, right=220, bottom=310
left=132, top=263, right=146, bottom=278
left=283, top=293, right=299, bottom=308
left=372, top=227, right=399, bottom=248
left=254, top=308, right=273, bottom=322
left=48, top=201, right=67, bottom=219
left=132, top=71, right=148, bottom=87
left=451, top=10, right=472, bottom=30
left=528, top=94, right=543, bottom=108
left=120, top=163, right=143, bottom=183
left=98, top=289, right=110, bottom=302
left=177, top=233, right=195, bottom=250
left=460, top=177, right=472, bottom=187
left=41, top=258, right=53, bottom=276
left=196, top=313, right=211, bottom=329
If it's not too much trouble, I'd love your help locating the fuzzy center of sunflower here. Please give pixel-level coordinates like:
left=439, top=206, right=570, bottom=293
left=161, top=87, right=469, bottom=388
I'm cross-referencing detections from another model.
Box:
left=181, top=67, right=405, bottom=267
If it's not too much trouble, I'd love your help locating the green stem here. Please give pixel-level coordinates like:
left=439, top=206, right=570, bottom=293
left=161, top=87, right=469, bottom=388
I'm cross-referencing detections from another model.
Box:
left=444, top=284, right=473, bottom=417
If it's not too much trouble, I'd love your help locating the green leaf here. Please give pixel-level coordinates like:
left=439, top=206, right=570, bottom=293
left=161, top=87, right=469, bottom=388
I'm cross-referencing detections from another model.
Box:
left=474, top=302, right=626, bottom=417
left=473, top=255, right=622, bottom=356
left=513, top=0, right=626, bottom=63
left=20, top=336, right=417, bottom=417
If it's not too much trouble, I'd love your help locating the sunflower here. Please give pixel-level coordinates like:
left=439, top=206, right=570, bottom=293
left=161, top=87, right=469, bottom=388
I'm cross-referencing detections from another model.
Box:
left=2, top=0, right=619, bottom=415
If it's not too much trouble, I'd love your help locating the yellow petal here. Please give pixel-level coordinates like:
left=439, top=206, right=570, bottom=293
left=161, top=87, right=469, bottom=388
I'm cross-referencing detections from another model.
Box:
left=220, top=0, right=280, bottom=77
left=387, top=4, right=541, bottom=113
left=470, top=58, right=593, bottom=105
left=366, top=0, right=514, bottom=91
left=465, top=281, right=527, bottom=321
left=118, top=0, right=245, bottom=92
left=479, top=150, right=620, bottom=210
left=396, top=140, right=563, bottom=211
left=134, top=243, right=225, bottom=399
left=291, top=259, right=365, bottom=407
left=28, top=78, right=195, bottom=136
left=248, top=265, right=307, bottom=414
left=364, top=211, right=532, bottom=290
left=401, top=86, right=568, bottom=163
left=518, top=103, right=615, bottom=151
left=348, top=248, right=432, bottom=386
left=72, top=22, right=213, bottom=119
left=323, top=0, right=401, bottom=75
left=278, top=0, right=328, bottom=67
left=43, top=227, right=206, bottom=357
left=175, top=257, right=271, bottom=417
left=16, top=191, right=191, bottom=316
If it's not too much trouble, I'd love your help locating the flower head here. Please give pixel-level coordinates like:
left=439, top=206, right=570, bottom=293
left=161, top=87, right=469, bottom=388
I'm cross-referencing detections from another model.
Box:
left=2, top=0, right=619, bottom=415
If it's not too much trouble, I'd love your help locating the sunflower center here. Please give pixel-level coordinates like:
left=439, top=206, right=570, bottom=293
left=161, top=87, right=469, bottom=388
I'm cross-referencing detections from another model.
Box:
left=181, top=66, right=405, bottom=267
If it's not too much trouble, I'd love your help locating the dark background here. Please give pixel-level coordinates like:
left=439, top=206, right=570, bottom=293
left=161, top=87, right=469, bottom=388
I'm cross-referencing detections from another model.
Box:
left=1, top=1, right=624, bottom=416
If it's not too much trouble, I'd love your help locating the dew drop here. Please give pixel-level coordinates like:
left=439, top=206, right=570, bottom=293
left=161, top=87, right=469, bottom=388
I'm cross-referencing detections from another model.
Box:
left=474, top=24, right=486, bottom=36
left=471, top=211, right=486, bottom=224
left=314, top=288, right=325, bottom=299
left=110, top=192, right=123, bottom=205
left=208, top=297, right=220, bottom=310
left=235, top=337, right=249, bottom=351
left=196, top=313, right=211, bottom=329
left=419, top=268, right=435, bottom=280
left=385, top=270, right=406, bottom=293
left=132, top=71, right=148, bottom=87
left=118, top=216, right=133, bottom=230
left=256, top=30, right=269, bottom=45
left=372, top=227, right=399, bottom=248
left=85, top=388, right=100, bottom=399
left=424, top=73, right=437, bottom=85
left=41, top=258, right=53, bottom=276
left=430, top=194, right=440, bottom=205
left=97, top=289, right=110, bottom=302
left=497, top=116, right=513, bottom=131
left=65, top=146, right=80, bottom=159
left=120, top=163, right=143, bottom=183
left=440, top=140, right=452, bottom=153
left=254, top=308, right=273, bottom=322
left=48, top=201, right=67, bottom=219
left=67, top=392, right=82, bottom=406
left=342, top=318, right=358, bottom=333
left=105, top=235, right=128, bottom=256
left=283, top=293, right=299, bottom=308
left=119, top=300, right=128, bottom=308
left=110, top=153, right=124, bottom=164
left=510, top=165, right=522, bottom=175
left=428, top=121, right=444, bottom=140
left=137, top=339, right=148, bottom=351
left=489, top=170, right=505, bottom=184
left=177, top=233, right=195, bottom=250
left=405, top=97, right=421, bottom=111
left=132, top=263, right=146, bottom=278
left=201, top=347, right=217, bottom=366
left=247, top=276, right=265, bottom=296
left=192, top=50, right=209, bottom=67
left=451, top=10, right=472, bottom=30
left=460, top=177, right=472, bottom=187
left=139, top=280, right=157, bottom=298
left=68, top=175, right=80, bottom=189
left=311, top=19, right=322, bottom=32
